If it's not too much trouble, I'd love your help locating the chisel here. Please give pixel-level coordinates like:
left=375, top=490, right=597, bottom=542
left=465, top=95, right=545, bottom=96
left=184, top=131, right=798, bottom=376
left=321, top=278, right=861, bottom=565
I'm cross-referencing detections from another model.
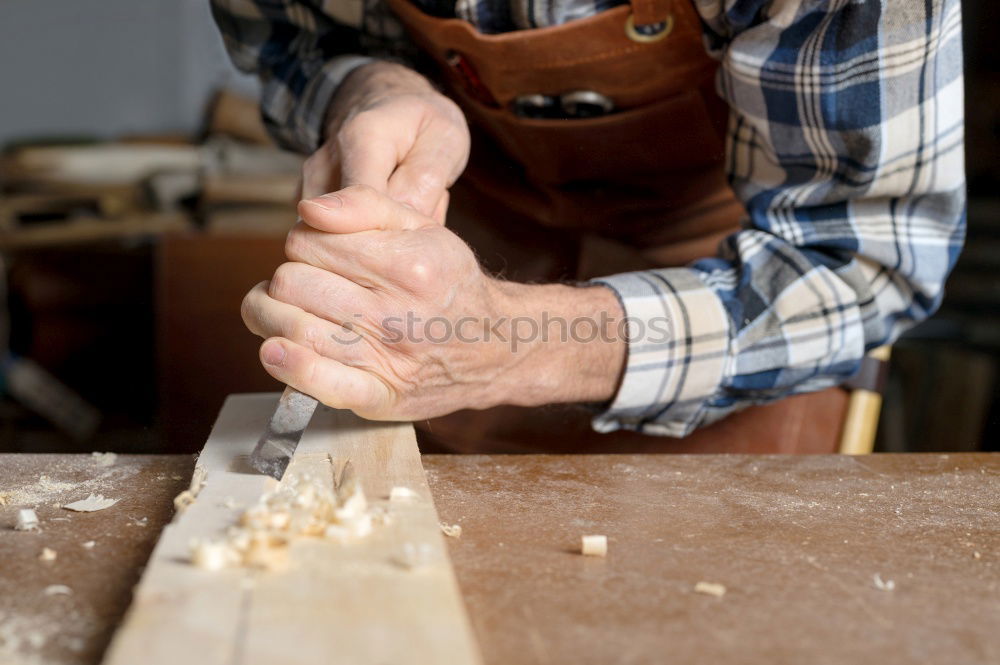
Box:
left=249, top=386, right=319, bottom=480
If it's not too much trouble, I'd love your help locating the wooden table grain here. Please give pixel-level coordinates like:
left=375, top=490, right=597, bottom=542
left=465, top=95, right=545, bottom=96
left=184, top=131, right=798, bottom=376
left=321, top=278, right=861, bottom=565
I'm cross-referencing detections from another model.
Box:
left=1, top=453, right=998, bottom=665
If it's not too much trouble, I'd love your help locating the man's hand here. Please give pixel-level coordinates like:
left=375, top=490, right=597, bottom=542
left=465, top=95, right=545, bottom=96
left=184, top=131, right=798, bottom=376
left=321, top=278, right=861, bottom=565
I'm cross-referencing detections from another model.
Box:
left=302, top=62, right=470, bottom=222
left=241, top=186, right=626, bottom=421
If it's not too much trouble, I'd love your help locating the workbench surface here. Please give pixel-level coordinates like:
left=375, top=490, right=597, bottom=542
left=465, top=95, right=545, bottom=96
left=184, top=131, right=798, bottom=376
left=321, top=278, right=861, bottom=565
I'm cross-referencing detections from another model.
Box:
left=1, top=453, right=997, bottom=665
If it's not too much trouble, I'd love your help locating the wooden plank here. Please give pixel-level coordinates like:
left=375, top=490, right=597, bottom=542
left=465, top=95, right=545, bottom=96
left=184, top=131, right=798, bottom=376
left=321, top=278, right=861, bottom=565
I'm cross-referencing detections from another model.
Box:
left=101, top=393, right=482, bottom=665
left=201, top=173, right=299, bottom=206
left=0, top=144, right=202, bottom=187
left=0, top=213, right=190, bottom=250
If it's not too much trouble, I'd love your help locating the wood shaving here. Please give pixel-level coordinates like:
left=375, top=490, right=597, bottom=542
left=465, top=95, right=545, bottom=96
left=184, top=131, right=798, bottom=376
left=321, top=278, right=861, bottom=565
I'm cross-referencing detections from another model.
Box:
left=190, top=470, right=375, bottom=572
left=173, top=467, right=206, bottom=513
left=39, top=548, right=57, bottom=562
left=91, top=452, right=118, bottom=467
left=173, top=490, right=196, bottom=513
left=694, top=581, right=726, bottom=597
left=63, top=494, right=119, bottom=512
left=581, top=535, right=607, bottom=557
left=389, top=486, right=418, bottom=501
left=15, top=509, right=39, bottom=531
left=395, top=542, right=433, bottom=569
left=873, top=573, right=895, bottom=591
left=82, top=541, right=96, bottom=549
left=0, top=491, right=11, bottom=506
left=43, top=585, right=73, bottom=596
left=440, top=523, right=462, bottom=539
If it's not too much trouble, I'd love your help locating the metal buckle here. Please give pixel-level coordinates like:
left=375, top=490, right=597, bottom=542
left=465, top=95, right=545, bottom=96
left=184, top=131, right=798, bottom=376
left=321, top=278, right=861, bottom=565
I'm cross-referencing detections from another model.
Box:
left=624, top=14, right=674, bottom=43
left=559, top=91, right=615, bottom=118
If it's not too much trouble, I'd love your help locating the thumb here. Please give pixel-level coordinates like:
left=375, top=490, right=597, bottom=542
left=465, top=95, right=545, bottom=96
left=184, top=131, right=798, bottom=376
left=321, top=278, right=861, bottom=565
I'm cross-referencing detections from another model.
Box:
left=386, top=158, right=449, bottom=218
left=298, top=185, right=432, bottom=233
left=338, top=127, right=397, bottom=195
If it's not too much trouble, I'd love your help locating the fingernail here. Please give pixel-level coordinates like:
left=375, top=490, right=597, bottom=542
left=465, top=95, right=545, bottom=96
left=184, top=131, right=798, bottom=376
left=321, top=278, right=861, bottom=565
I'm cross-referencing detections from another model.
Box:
left=262, top=341, right=286, bottom=366
left=307, top=194, right=343, bottom=210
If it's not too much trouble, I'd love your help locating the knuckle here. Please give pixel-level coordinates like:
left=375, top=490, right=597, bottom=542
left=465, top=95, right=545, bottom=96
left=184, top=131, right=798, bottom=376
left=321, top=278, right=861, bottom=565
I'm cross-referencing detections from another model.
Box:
left=413, top=170, right=445, bottom=196
left=394, top=254, right=437, bottom=289
left=292, top=320, right=321, bottom=350
left=304, top=356, right=324, bottom=390
left=351, top=374, right=383, bottom=414
left=360, top=383, right=383, bottom=414
left=268, top=262, right=298, bottom=299
left=284, top=224, right=309, bottom=261
left=240, top=287, right=260, bottom=327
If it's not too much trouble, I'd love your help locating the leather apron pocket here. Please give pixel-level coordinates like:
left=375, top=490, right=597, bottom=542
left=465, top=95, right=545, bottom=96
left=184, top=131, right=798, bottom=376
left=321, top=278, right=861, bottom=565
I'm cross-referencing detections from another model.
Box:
left=469, top=89, right=725, bottom=184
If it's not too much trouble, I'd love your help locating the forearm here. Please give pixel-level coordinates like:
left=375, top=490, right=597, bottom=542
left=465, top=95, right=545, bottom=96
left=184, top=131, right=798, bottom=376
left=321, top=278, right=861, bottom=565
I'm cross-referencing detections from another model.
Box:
left=489, top=282, right=626, bottom=409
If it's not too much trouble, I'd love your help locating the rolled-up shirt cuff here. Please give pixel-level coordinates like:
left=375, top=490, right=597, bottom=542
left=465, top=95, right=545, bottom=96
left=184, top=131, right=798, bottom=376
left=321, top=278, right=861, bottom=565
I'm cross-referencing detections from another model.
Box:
left=590, top=268, right=731, bottom=437
left=264, top=54, right=374, bottom=154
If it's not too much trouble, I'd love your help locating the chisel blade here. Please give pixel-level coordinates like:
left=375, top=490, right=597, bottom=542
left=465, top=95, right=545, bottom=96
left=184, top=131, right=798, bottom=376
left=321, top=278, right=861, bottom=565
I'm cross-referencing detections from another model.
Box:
left=249, top=387, right=319, bottom=480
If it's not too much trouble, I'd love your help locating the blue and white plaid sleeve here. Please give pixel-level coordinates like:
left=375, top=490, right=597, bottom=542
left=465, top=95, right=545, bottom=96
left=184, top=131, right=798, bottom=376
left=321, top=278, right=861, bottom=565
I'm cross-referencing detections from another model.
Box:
left=210, top=0, right=375, bottom=154
left=593, top=0, right=966, bottom=436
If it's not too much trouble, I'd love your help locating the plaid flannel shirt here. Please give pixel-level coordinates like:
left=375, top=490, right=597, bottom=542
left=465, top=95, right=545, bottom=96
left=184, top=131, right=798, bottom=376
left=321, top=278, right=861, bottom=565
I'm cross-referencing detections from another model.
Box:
left=211, top=0, right=966, bottom=436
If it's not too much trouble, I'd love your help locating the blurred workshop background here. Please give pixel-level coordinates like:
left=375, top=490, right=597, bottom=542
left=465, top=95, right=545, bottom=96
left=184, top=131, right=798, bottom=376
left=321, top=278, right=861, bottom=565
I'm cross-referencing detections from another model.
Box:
left=0, top=0, right=997, bottom=455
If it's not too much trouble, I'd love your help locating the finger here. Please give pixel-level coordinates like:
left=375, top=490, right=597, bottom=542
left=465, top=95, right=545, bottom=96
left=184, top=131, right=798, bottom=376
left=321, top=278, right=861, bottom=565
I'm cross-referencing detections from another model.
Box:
left=259, top=337, right=392, bottom=416
left=241, top=283, right=372, bottom=366
left=430, top=190, right=449, bottom=225
left=297, top=184, right=431, bottom=233
left=337, top=119, right=398, bottom=193
left=285, top=221, right=448, bottom=290
left=302, top=142, right=340, bottom=199
left=263, top=262, right=380, bottom=323
left=283, top=224, right=386, bottom=286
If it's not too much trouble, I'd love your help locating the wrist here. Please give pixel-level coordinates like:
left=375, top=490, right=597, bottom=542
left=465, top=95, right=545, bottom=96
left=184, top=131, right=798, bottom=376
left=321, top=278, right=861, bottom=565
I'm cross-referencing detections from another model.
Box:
left=487, top=280, right=627, bottom=409
left=322, top=61, right=434, bottom=140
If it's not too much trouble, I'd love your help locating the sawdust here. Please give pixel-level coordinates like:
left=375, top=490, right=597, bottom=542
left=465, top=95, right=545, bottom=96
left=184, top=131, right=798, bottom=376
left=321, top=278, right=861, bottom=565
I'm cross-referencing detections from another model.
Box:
left=90, top=452, right=117, bottom=467
left=0, top=611, right=54, bottom=665
left=0, top=607, right=94, bottom=665
left=2, top=476, right=77, bottom=508
left=0, top=466, right=138, bottom=510
left=440, top=523, right=462, bottom=539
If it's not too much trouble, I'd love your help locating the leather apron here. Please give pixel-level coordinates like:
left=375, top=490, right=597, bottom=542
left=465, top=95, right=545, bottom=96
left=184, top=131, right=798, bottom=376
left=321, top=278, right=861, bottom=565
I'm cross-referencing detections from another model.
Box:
left=386, top=0, right=849, bottom=453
